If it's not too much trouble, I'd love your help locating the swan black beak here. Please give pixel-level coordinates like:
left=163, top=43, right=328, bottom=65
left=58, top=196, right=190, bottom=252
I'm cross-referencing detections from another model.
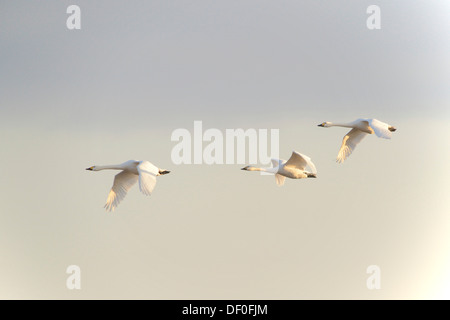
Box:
left=159, top=170, right=170, bottom=175
left=307, top=173, right=317, bottom=178
left=86, top=167, right=93, bottom=171
left=389, top=126, right=397, bottom=132
left=317, top=123, right=324, bottom=127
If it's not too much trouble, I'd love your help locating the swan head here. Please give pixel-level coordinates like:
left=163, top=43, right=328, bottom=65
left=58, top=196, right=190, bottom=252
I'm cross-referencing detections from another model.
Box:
left=241, top=166, right=260, bottom=171
left=86, top=166, right=96, bottom=171
left=318, top=122, right=332, bottom=128
left=307, top=173, right=317, bottom=178
left=158, top=169, right=171, bottom=176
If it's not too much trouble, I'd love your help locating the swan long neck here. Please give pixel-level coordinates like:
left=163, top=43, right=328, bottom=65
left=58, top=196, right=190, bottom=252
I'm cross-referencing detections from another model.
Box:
left=95, top=164, right=125, bottom=171
left=328, top=122, right=354, bottom=128
left=246, top=166, right=277, bottom=174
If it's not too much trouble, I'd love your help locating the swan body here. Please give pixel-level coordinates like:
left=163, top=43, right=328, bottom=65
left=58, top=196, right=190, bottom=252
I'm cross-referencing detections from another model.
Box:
left=241, top=151, right=317, bottom=186
left=86, top=160, right=170, bottom=211
left=318, top=118, right=397, bottom=163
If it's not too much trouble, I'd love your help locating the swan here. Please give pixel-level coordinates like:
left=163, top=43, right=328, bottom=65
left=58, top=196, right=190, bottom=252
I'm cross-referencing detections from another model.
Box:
left=318, top=118, right=397, bottom=163
left=241, top=151, right=317, bottom=186
left=86, top=160, right=170, bottom=211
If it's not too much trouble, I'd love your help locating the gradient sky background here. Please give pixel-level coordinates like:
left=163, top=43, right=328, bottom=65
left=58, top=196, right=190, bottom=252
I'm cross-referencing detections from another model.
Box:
left=0, top=0, right=449, bottom=299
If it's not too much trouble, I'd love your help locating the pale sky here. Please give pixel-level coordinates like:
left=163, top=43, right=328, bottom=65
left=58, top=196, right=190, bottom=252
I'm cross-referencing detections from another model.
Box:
left=0, top=0, right=449, bottom=299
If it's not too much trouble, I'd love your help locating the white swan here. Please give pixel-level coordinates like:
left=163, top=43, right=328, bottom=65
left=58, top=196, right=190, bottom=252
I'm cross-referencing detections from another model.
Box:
left=318, top=118, right=397, bottom=163
left=241, top=151, right=317, bottom=186
left=86, top=160, right=170, bottom=211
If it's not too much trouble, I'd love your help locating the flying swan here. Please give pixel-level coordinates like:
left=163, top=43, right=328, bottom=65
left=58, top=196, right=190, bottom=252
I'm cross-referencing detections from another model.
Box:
left=241, top=151, right=317, bottom=186
left=86, top=160, right=170, bottom=211
left=318, top=118, right=397, bottom=163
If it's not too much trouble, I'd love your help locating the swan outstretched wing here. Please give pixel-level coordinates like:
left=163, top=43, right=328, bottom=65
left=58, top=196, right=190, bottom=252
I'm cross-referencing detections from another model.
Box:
left=284, top=151, right=307, bottom=169
left=337, top=128, right=368, bottom=163
left=104, top=171, right=138, bottom=212
left=275, top=174, right=286, bottom=186
left=137, top=161, right=158, bottom=196
left=368, top=119, right=392, bottom=139
left=270, top=159, right=286, bottom=185
left=284, top=151, right=317, bottom=174
left=271, top=158, right=286, bottom=170
left=302, top=153, right=317, bottom=174
left=271, top=159, right=281, bottom=167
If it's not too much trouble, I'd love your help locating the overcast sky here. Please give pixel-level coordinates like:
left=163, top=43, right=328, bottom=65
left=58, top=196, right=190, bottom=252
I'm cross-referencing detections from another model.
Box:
left=0, top=0, right=449, bottom=299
